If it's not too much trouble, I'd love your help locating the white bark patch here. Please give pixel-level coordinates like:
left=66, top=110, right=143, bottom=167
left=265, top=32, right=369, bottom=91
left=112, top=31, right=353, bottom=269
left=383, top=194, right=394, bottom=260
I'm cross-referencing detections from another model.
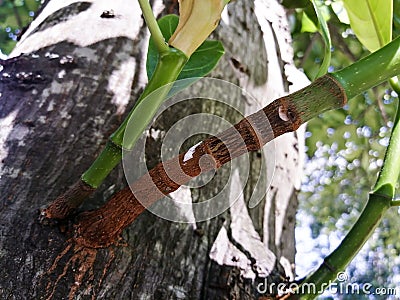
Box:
left=107, top=57, right=136, bottom=114
left=72, top=47, right=97, bottom=62
left=264, top=133, right=302, bottom=248
left=285, top=64, right=310, bottom=94
left=12, top=0, right=142, bottom=56
left=168, top=186, right=197, bottom=228
left=237, top=1, right=288, bottom=116
left=47, top=100, right=55, bottom=112
left=167, top=285, right=187, bottom=299
left=38, top=116, right=47, bottom=124
left=152, top=0, right=165, bottom=20
left=8, top=124, right=30, bottom=147
left=37, top=80, right=75, bottom=120
left=146, top=128, right=164, bottom=140
left=210, top=226, right=256, bottom=280
left=279, top=256, right=294, bottom=281
left=250, top=0, right=285, bottom=103
left=245, top=0, right=307, bottom=261
left=57, top=69, right=66, bottom=79
left=0, top=110, right=19, bottom=178
left=242, top=0, right=299, bottom=109
left=221, top=6, right=230, bottom=26
left=42, top=79, right=74, bottom=101
left=285, top=64, right=309, bottom=188
left=183, top=142, right=202, bottom=163
left=256, top=0, right=293, bottom=64
left=210, top=170, right=276, bottom=279
left=229, top=170, right=276, bottom=277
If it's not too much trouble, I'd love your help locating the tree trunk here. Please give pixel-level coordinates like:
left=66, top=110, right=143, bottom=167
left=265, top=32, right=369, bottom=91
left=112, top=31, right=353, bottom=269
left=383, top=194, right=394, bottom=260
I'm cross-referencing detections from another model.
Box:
left=0, top=0, right=306, bottom=299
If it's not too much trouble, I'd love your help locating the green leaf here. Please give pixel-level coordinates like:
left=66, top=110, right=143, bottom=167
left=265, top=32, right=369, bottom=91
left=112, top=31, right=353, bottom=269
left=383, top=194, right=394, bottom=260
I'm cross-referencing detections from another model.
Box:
left=301, top=3, right=319, bottom=32
left=342, top=0, right=393, bottom=51
left=146, top=15, right=225, bottom=80
left=311, top=0, right=332, bottom=79
left=394, top=0, right=400, bottom=37
left=301, top=12, right=318, bottom=33
left=177, top=40, right=224, bottom=79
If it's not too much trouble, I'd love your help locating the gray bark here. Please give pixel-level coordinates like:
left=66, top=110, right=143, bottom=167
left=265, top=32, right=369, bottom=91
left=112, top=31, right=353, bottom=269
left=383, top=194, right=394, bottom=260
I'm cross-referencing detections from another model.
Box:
left=0, top=0, right=305, bottom=299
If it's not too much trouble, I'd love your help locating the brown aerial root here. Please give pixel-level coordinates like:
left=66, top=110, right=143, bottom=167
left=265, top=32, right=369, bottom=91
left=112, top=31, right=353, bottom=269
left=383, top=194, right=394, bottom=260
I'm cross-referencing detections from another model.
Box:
left=73, top=188, right=147, bottom=249
left=42, top=239, right=115, bottom=300
left=42, top=180, right=96, bottom=220
left=42, top=74, right=348, bottom=250
left=43, top=75, right=346, bottom=227
left=67, top=82, right=326, bottom=249
left=72, top=145, right=217, bottom=249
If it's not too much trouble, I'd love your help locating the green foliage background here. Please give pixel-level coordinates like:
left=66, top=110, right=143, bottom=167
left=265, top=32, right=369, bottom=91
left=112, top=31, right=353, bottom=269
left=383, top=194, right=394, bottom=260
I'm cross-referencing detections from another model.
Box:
left=285, top=0, right=400, bottom=296
left=0, top=0, right=40, bottom=55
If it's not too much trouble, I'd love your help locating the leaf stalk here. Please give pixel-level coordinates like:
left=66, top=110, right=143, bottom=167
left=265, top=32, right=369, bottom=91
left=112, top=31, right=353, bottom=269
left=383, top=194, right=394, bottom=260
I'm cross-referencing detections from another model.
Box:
left=138, top=0, right=169, bottom=54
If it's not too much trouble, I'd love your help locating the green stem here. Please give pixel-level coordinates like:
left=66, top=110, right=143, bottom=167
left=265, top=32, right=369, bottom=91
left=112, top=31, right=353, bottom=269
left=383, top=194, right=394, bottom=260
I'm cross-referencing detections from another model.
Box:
left=391, top=199, right=400, bottom=206
left=373, top=98, right=400, bottom=198
left=138, top=0, right=169, bottom=54
left=312, top=0, right=331, bottom=79
left=82, top=48, right=188, bottom=188
left=298, top=98, right=400, bottom=300
left=110, top=48, right=187, bottom=147
left=332, top=35, right=400, bottom=99
left=390, top=76, right=400, bottom=95
left=80, top=141, right=122, bottom=190
left=297, top=194, right=391, bottom=299
left=81, top=0, right=188, bottom=189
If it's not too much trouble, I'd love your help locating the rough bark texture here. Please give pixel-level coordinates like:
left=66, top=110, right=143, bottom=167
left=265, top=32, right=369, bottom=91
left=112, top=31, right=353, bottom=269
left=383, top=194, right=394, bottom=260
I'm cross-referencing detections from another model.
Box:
left=0, top=0, right=306, bottom=299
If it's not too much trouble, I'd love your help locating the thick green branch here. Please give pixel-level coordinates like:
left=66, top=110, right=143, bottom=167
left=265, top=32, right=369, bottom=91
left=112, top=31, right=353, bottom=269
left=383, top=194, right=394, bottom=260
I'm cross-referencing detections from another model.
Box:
left=332, top=36, right=400, bottom=99
left=373, top=99, right=400, bottom=198
left=43, top=36, right=400, bottom=220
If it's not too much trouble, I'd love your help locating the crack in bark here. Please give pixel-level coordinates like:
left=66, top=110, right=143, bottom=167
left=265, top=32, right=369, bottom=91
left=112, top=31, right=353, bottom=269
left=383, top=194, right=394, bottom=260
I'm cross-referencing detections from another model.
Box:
left=225, top=224, right=263, bottom=279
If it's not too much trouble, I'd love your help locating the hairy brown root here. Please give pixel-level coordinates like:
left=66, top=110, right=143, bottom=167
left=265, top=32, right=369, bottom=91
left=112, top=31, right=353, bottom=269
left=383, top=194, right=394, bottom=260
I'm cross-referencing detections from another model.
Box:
left=43, top=239, right=115, bottom=300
